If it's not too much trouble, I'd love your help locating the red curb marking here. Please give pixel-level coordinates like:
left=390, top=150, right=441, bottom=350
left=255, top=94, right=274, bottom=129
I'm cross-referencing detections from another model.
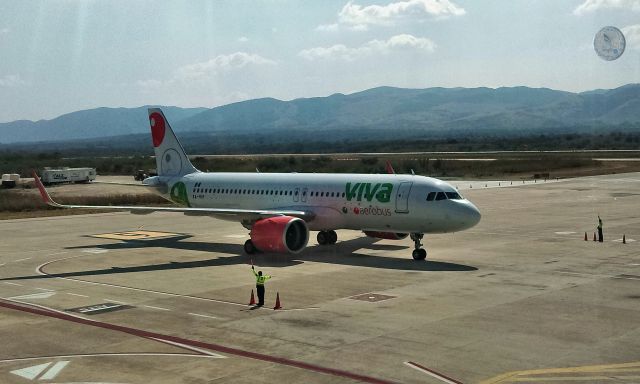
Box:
left=0, top=300, right=398, bottom=384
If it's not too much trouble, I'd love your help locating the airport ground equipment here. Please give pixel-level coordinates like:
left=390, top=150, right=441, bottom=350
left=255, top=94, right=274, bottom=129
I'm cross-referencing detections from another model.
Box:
left=41, top=167, right=96, bottom=185
left=1, top=174, right=20, bottom=188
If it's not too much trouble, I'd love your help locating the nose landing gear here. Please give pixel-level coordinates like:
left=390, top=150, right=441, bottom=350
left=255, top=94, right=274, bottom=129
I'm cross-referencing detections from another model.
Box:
left=410, top=233, right=427, bottom=260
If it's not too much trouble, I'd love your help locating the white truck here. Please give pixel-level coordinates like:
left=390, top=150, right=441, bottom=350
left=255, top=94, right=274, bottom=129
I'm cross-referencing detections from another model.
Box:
left=1, top=174, right=20, bottom=188
left=41, top=167, right=96, bottom=185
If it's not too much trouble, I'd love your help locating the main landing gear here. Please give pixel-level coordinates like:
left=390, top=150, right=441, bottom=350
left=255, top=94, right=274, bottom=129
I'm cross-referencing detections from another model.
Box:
left=317, top=230, right=338, bottom=245
left=410, top=233, right=427, bottom=260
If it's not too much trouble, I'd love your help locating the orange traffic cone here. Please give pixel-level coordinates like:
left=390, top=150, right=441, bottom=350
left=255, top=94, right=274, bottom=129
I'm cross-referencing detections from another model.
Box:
left=249, top=289, right=256, bottom=305
left=623, top=234, right=626, bottom=244
left=584, top=232, right=588, bottom=241
left=593, top=232, right=597, bottom=242
left=273, top=292, right=282, bottom=310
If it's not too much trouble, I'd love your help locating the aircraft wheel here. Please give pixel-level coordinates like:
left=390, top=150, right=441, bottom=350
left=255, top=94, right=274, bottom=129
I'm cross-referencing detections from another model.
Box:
left=244, top=239, right=256, bottom=254
left=412, top=249, right=427, bottom=260
left=328, top=230, right=338, bottom=244
left=317, top=231, right=328, bottom=245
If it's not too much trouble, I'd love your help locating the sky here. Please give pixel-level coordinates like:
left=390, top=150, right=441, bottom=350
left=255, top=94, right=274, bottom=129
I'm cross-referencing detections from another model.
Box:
left=0, top=0, right=639, bottom=122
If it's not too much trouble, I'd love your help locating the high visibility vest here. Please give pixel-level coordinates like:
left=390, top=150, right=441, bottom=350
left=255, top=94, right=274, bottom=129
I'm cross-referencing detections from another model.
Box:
left=253, top=270, right=271, bottom=285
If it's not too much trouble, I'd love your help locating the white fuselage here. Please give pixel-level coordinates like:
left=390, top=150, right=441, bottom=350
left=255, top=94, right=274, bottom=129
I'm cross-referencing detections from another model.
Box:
left=156, top=172, right=481, bottom=234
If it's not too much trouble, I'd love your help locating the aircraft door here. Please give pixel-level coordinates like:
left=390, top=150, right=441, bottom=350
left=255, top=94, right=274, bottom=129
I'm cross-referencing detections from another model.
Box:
left=395, top=182, right=413, bottom=213
left=301, top=187, right=308, bottom=203
left=294, top=187, right=300, bottom=202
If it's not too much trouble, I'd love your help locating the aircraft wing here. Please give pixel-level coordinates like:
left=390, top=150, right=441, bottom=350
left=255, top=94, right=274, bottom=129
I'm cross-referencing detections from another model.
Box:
left=32, top=172, right=314, bottom=222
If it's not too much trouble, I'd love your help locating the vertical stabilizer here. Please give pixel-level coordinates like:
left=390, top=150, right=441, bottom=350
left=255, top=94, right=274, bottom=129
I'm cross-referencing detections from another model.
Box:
left=148, top=108, right=198, bottom=177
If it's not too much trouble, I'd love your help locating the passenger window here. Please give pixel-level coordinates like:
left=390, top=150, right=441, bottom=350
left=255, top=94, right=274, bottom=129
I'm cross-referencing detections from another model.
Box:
left=435, top=192, right=447, bottom=200
left=427, top=192, right=436, bottom=201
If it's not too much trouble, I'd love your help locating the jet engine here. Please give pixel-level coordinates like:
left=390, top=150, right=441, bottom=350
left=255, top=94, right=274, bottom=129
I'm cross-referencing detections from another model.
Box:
left=250, top=216, right=309, bottom=253
left=363, top=231, right=409, bottom=240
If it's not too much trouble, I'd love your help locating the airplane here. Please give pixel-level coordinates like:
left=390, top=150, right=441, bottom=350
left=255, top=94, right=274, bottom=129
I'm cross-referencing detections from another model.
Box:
left=33, top=108, right=481, bottom=260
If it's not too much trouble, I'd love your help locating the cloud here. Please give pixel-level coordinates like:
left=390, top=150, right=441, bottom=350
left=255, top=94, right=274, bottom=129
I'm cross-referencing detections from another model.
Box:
left=573, top=0, right=640, bottom=15
left=237, top=36, right=249, bottom=43
left=136, top=52, right=277, bottom=94
left=331, top=0, right=465, bottom=30
left=622, top=24, right=640, bottom=48
left=299, top=34, right=436, bottom=61
left=315, top=23, right=340, bottom=32
left=0, top=74, right=26, bottom=87
left=174, top=52, right=276, bottom=82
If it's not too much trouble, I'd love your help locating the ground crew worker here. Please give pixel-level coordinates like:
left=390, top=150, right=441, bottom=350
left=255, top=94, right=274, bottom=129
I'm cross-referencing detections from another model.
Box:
left=252, top=265, right=271, bottom=306
left=597, top=215, right=603, bottom=243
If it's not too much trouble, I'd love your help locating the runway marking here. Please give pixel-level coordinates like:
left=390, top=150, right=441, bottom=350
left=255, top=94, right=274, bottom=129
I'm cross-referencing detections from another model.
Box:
left=3, top=282, right=22, bottom=286
left=13, top=257, right=32, bottom=262
left=143, top=305, right=170, bottom=311
left=66, top=292, right=89, bottom=297
left=82, top=248, right=109, bottom=254
left=34, top=287, right=55, bottom=291
left=91, top=230, right=183, bottom=241
left=8, top=291, right=56, bottom=300
left=0, top=352, right=222, bottom=364
left=46, top=251, right=68, bottom=256
left=404, top=361, right=463, bottom=384
left=224, top=234, right=247, bottom=239
left=0, top=299, right=400, bottom=384
left=188, top=312, right=218, bottom=319
left=554, top=231, right=576, bottom=235
left=479, top=360, right=640, bottom=384
left=38, top=360, right=69, bottom=380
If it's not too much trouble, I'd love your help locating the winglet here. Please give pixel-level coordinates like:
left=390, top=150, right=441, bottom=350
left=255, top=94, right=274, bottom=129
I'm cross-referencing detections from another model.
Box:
left=31, top=170, right=62, bottom=208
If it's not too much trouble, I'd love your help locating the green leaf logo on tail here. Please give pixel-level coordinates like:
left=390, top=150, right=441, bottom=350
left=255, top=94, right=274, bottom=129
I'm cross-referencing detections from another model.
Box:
left=170, top=182, right=190, bottom=207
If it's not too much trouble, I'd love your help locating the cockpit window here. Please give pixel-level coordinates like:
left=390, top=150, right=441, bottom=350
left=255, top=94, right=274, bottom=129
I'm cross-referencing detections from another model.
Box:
left=435, top=192, right=447, bottom=200
left=426, top=192, right=436, bottom=201
left=446, top=192, right=462, bottom=200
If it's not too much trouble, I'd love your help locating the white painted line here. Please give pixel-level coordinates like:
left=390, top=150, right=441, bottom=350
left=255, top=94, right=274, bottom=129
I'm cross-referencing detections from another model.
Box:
left=80, top=303, right=123, bottom=313
left=3, top=282, right=22, bottom=286
left=8, top=291, right=56, bottom=300
left=46, top=251, right=68, bottom=256
left=38, top=360, right=69, bottom=380
left=149, top=337, right=226, bottom=358
left=103, top=299, right=127, bottom=304
left=13, top=257, right=32, bottom=262
left=613, top=275, right=640, bottom=281
left=629, top=264, right=640, bottom=266
left=224, top=234, right=247, bottom=239
left=0, top=263, right=6, bottom=267
left=34, top=287, right=55, bottom=292
left=81, top=248, right=108, bottom=254
left=188, top=312, right=218, bottom=319
left=0, top=352, right=220, bottom=364
left=10, top=361, right=51, bottom=380
left=66, top=293, right=89, bottom=298
left=143, top=305, right=170, bottom=311
left=554, top=231, right=576, bottom=235
left=404, top=361, right=462, bottom=384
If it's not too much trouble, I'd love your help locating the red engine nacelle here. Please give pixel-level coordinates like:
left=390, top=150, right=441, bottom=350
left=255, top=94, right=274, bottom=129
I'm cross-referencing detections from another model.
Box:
left=250, top=216, right=309, bottom=254
left=363, top=231, right=409, bottom=240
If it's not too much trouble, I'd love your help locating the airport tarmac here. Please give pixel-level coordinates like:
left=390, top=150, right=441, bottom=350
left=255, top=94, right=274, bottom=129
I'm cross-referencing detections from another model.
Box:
left=0, top=172, right=639, bottom=383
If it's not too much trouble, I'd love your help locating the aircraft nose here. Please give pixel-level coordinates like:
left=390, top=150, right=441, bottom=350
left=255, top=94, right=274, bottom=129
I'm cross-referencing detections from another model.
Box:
left=457, top=200, right=481, bottom=230
left=464, top=201, right=482, bottom=228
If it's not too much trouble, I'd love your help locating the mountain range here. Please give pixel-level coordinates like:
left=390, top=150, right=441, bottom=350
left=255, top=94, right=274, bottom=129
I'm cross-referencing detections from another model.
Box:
left=2, top=84, right=639, bottom=144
